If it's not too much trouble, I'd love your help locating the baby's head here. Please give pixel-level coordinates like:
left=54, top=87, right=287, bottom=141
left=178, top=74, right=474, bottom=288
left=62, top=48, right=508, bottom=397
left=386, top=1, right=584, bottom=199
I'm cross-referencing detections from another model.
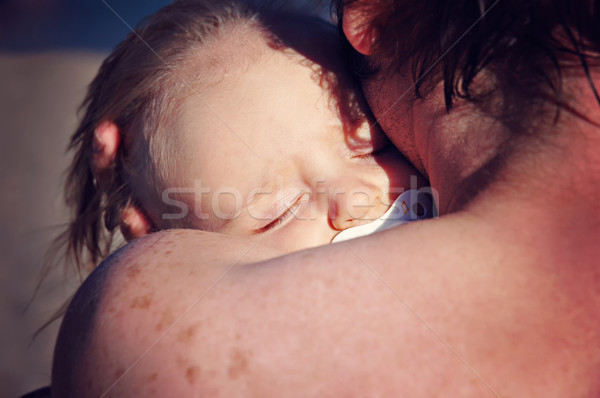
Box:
left=65, top=0, right=423, bottom=270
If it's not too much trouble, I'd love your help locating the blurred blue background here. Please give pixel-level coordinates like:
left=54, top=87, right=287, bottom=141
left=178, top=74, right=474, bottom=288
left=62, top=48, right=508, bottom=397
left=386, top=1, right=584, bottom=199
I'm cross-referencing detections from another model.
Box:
left=0, top=0, right=173, bottom=51
left=0, top=1, right=179, bottom=394
left=0, top=0, right=332, bottom=51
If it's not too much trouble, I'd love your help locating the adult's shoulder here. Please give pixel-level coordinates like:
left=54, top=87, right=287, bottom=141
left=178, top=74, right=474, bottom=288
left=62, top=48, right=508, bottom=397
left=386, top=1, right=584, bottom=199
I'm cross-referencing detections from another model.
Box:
left=50, top=229, right=284, bottom=397
left=50, top=224, right=455, bottom=396
left=51, top=222, right=600, bottom=397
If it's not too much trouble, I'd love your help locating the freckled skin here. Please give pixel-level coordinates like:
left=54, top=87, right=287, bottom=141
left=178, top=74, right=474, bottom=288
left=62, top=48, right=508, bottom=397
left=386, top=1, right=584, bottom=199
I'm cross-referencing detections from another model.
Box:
left=125, top=264, right=141, bottom=279
left=177, top=324, right=200, bottom=344
left=186, top=366, right=200, bottom=385
left=130, top=294, right=153, bottom=309
left=53, top=214, right=600, bottom=397
left=155, top=308, right=176, bottom=332
left=227, top=348, right=250, bottom=380
left=52, top=231, right=286, bottom=397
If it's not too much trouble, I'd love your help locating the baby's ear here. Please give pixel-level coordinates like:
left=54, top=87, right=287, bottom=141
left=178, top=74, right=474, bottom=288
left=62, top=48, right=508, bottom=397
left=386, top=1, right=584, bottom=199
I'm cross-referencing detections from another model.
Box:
left=342, top=4, right=378, bottom=56
left=92, top=120, right=121, bottom=170
left=120, top=205, right=152, bottom=241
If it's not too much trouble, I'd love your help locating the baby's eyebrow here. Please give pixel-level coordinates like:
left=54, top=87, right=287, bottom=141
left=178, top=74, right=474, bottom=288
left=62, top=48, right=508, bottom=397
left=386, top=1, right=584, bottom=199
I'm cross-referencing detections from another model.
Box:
left=245, top=170, right=279, bottom=209
left=244, top=186, right=279, bottom=222
left=229, top=186, right=277, bottom=227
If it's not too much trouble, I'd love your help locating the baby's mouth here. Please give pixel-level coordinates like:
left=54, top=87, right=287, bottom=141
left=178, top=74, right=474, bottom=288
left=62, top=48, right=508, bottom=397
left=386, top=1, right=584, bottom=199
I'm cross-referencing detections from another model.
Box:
left=331, top=190, right=434, bottom=243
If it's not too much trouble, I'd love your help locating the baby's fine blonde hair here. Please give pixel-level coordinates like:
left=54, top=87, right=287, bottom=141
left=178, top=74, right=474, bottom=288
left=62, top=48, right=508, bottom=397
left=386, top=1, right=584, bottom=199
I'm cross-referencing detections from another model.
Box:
left=58, top=0, right=360, bottom=275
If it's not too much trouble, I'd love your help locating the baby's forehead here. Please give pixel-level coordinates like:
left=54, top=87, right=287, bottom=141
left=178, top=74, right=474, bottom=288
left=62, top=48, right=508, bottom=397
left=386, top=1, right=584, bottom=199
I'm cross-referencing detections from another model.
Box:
left=173, top=13, right=368, bottom=148
left=178, top=14, right=350, bottom=90
left=177, top=25, right=268, bottom=88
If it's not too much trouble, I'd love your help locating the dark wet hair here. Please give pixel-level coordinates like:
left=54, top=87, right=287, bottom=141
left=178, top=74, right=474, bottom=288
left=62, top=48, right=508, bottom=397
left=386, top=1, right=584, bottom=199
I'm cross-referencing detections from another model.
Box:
left=334, top=0, right=600, bottom=110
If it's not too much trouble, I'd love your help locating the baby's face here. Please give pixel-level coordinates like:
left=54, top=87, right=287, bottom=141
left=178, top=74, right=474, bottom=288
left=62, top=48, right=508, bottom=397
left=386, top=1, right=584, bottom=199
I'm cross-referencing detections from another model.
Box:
left=171, top=37, right=421, bottom=252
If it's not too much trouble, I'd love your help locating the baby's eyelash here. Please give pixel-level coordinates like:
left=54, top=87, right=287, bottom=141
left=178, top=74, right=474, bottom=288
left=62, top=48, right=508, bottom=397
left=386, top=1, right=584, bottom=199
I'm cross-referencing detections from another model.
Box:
left=351, top=143, right=390, bottom=160
left=353, top=152, right=376, bottom=160
left=254, top=192, right=307, bottom=234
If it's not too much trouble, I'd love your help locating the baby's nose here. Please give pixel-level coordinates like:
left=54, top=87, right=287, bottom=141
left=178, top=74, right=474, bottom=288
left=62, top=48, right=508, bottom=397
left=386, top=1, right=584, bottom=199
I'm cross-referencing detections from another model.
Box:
left=328, top=187, right=388, bottom=231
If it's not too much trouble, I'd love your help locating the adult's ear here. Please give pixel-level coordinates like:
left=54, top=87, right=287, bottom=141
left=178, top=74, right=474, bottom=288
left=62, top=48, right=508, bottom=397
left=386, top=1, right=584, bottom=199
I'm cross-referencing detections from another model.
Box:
left=342, top=4, right=378, bottom=55
left=120, top=205, right=152, bottom=241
